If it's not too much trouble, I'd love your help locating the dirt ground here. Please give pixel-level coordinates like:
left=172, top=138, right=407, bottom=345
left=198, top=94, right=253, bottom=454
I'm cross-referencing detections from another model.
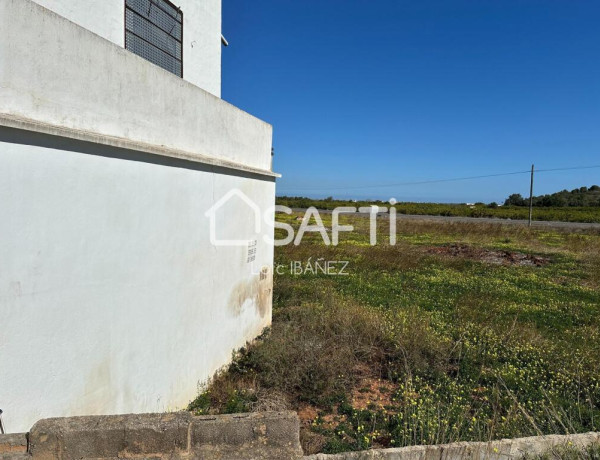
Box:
left=427, top=243, right=550, bottom=267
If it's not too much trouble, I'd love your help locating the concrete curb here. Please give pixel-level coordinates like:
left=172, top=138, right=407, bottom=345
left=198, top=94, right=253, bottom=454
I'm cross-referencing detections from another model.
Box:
left=29, top=412, right=191, bottom=460
left=305, top=432, right=600, bottom=459
left=2, top=411, right=302, bottom=460
left=191, top=412, right=302, bottom=459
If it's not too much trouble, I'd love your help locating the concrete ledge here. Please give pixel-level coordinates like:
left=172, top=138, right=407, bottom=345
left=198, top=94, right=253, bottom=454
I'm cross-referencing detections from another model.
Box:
left=191, top=412, right=303, bottom=459
left=306, top=432, right=600, bottom=459
left=0, top=114, right=280, bottom=180
left=29, top=413, right=191, bottom=460
left=23, top=411, right=302, bottom=459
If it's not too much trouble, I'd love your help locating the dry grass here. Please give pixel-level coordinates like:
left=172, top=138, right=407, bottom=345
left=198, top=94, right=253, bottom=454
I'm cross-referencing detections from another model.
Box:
left=193, top=292, right=450, bottom=410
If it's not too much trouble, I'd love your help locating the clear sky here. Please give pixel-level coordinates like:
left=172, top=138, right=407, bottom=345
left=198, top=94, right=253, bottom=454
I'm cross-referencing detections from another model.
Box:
left=222, top=1, right=600, bottom=203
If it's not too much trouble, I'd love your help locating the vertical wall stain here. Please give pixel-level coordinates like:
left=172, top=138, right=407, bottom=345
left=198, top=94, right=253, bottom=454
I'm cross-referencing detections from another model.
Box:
left=228, top=267, right=272, bottom=318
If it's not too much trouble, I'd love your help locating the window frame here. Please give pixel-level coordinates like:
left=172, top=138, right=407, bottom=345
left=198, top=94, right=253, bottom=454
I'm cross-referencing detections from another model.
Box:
left=124, top=0, right=184, bottom=78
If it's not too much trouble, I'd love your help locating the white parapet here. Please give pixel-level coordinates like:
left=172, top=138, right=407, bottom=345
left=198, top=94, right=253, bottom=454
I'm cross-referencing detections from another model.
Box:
left=0, top=0, right=271, bottom=172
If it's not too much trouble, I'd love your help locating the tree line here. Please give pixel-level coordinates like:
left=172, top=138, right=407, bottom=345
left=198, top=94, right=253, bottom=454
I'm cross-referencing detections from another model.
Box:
left=504, top=185, right=600, bottom=207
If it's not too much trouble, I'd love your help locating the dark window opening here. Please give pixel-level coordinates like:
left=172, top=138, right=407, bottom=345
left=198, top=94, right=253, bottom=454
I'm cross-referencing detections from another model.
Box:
left=125, top=0, right=183, bottom=77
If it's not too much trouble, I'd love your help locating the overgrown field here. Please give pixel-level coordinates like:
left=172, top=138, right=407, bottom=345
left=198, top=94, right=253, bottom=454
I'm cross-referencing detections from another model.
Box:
left=190, top=214, right=600, bottom=455
left=277, top=196, right=600, bottom=223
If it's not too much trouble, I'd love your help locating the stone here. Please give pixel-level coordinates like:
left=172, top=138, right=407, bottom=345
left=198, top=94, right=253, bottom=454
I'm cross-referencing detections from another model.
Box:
left=29, top=413, right=191, bottom=460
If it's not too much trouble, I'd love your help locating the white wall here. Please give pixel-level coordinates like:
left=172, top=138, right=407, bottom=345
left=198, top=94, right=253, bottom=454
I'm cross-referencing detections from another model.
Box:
left=0, top=0, right=268, bottom=171
left=30, top=0, right=125, bottom=46
left=0, top=130, right=275, bottom=433
left=0, top=0, right=276, bottom=434
left=179, top=0, right=222, bottom=97
left=31, top=0, right=222, bottom=97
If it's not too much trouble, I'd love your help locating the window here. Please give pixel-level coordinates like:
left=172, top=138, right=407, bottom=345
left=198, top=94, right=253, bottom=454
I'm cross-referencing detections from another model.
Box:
left=125, top=0, right=183, bottom=77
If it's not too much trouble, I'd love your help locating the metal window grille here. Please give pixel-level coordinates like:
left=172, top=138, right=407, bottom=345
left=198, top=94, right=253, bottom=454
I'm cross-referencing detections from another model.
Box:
left=125, top=0, right=183, bottom=77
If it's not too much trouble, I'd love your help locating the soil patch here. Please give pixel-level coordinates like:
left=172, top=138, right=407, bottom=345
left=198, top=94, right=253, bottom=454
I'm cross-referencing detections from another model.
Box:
left=428, top=243, right=550, bottom=267
left=351, top=378, right=395, bottom=411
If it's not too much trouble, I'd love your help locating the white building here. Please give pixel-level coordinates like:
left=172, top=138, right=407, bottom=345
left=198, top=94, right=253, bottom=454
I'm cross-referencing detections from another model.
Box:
left=0, top=0, right=277, bottom=433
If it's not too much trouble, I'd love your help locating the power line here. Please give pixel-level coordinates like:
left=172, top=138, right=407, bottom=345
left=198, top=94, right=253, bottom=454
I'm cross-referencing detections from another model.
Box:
left=536, top=165, right=600, bottom=173
left=278, top=164, right=600, bottom=193
left=280, top=170, right=530, bottom=191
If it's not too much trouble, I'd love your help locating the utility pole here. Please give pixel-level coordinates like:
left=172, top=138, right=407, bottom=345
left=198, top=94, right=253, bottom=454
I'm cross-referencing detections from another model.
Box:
left=528, top=164, right=534, bottom=227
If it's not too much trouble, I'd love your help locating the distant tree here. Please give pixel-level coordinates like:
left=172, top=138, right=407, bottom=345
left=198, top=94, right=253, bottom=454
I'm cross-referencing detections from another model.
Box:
left=488, top=202, right=499, bottom=208
left=504, top=193, right=526, bottom=206
left=503, top=185, right=600, bottom=208
left=539, top=194, right=567, bottom=207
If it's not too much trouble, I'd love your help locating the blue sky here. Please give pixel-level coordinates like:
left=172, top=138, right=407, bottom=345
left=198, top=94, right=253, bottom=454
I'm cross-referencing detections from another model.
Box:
left=222, top=1, right=600, bottom=203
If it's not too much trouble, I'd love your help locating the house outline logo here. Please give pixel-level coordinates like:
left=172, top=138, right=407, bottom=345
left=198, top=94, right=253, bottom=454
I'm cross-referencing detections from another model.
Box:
left=204, top=188, right=261, bottom=246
